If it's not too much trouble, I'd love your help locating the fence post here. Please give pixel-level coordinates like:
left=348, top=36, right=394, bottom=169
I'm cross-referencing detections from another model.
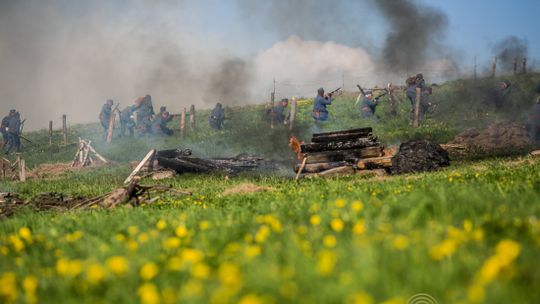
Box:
left=62, top=114, right=67, bottom=145
left=189, top=104, right=196, bottom=131
left=289, top=97, right=297, bottom=131
left=49, top=121, right=53, bottom=146
left=491, top=57, right=497, bottom=79
left=413, top=87, right=421, bottom=128
left=522, top=58, right=527, bottom=74
left=180, top=107, right=186, bottom=140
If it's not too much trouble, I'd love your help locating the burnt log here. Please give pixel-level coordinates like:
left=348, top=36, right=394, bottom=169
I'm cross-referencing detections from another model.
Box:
left=304, top=146, right=383, bottom=164
left=294, top=161, right=350, bottom=173
left=156, top=149, right=192, bottom=159
left=311, top=131, right=373, bottom=143
left=312, top=127, right=372, bottom=139
left=300, top=136, right=379, bottom=153
left=157, top=157, right=214, bottom=173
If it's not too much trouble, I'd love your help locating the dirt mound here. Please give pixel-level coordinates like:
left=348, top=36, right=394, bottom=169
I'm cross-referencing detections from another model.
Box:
left=223, top=183, right=273, bottom=196
left=449, top=122, right=531, bottom=154
left=392, top=140, right=450, bottom=174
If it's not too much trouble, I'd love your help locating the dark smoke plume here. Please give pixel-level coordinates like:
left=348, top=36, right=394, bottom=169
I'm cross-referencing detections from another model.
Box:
left=205, top=58, right=254, bottom=105
left=492, top=35, right=528, bottom=72
left=372, top=0, right=449, bottom=73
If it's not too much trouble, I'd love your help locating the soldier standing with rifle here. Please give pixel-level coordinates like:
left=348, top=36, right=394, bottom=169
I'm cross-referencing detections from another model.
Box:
left=209, top=103, right=225, bottom=130
left=5, top=111, right=21, bottom=154
left=1, top=110, right=15, bottom=148
left=99, top=99, right=113, bottom=139
left=312, top=87, right=337, bottom=132
left=272, top=98, right=290, bottom=125
left=359, top=91, right=380, bottom=121
left=119, top=105, right=135, bottom=138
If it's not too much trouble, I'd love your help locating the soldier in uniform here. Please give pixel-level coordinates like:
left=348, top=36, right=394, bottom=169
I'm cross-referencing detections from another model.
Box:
left=272, top=98, right=290, bottom=124
left=1, top=110, right=15, bottom=148
left=419, top=86, right=433, bottom=122
left=5, top=112, right=21, bottom=154
left=119, top=105, right=135, bottom=138
left=359, top=91, right=379, bottom=120
left=209, top=103, right=225, bottom=130
left=136, top=95, right=155, bottom=135
left=152, top=111, right=174, bottom=136
left=488, top=81, right=511, bottom=109
left=99, top=99, right=113, bottom=138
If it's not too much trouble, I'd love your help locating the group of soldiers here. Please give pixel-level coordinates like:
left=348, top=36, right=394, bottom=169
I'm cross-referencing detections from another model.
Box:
left=99, top=95, right=173, bottom=138
left=0, top=109, right=22, bottom=154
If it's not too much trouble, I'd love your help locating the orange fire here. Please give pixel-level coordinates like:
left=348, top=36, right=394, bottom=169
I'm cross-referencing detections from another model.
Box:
left=288, top=136, right=304, bottom=160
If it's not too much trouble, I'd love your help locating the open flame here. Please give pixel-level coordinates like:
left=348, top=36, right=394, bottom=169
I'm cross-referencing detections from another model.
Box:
left=288, top=136, right=304, bottom=160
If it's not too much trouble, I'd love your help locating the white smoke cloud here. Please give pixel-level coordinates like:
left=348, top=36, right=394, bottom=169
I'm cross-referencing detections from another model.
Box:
left=252, top=36, right=377, bottom=100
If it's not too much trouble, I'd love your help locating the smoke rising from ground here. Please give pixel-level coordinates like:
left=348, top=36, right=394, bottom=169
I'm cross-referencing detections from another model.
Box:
left=372, top=0, right=451, bottom=74
left=205, top=58, right=254, bottom=106
left=492, top=35, right=528, bottom=72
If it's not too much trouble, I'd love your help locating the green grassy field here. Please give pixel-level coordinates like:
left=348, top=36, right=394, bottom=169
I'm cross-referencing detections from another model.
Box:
left=1, top=74, right=540, bottom=303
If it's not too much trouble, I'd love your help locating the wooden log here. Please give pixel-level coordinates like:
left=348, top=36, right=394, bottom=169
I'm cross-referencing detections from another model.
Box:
left=106, top=105, right=119, bottom=144
left=294, top=161, right=349, bottom=173
left=289, top=97, right=297, bottom=131
left=124, top=149, right=156, bottom=184
left=317, top=166, right=355, bottom=177
left=295, top=157, right=307, bottom=181
left=157, top=157, right=213, bottom=174
left=311, top=131, right=374, bottom=143
left=356, top=156, right=393, bottom=170
left=301, top=137, right=378, bottom=153
left=304, top=146, right=383, bottom=164
left=19, top=159, right=26, bottom=182
left=413, top=87, right=421, bottom=128
left=86, top=142, right=108, bottom=164
left=312, top=127, right=372, bottom=139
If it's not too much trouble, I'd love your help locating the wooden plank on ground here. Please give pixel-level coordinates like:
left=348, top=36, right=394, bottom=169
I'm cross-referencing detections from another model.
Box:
left=124, top=149, right=156, bottom=184
left=301, top=137, right=378, bottom=153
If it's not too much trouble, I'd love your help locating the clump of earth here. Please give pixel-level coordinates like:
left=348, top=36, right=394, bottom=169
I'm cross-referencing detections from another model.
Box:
left=392, top=140, right=450, bottom=174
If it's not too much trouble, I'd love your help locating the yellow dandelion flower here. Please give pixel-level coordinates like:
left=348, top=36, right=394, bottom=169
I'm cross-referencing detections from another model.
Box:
left=140, top=262, right=159, bottom=281
left=181, top=248, right=204, bottom=264
left=86, top=263, right=106, bottom=284
left=163, top=237, right=181, bottom=250
left=175, top=225, right=188, bottom=238
left=310, top=214, right=321, bottom=226
left=218, top=262, right=242, bottom=286
left=346, top=291, right=374, bottom=304
left=381, top=297, right=405, bottom=304
left=106, top=256, right=129, bottom=276
left=167, top=257, right=182, bottom=271
left=65, top=231, right=83, bottom=242
left=138, top=283, right=160, bottom=304
left=323, top=235, right=337, bottom=248
left=255, top=225, right=271, bottom=243
left=156, top=219, right=167, bottom=230
left=8, top=235, right=24, bottom=252
left=279, top=281, right=298, bottom=298
left=128, top=226, right=139, bottom=235
left=115, top=234, right=126, bottom=242
left=296, top=225, right=308, bottom=235
left=127, top=240, right=139, bottom=252
left=463, top=220, right=473, bottom=233
left=330, top=219, right=344, bottom=232
left=192, top=263, right=210, bottom=279
left=353, top=220, right=366, bottom=235
left=317, top=250, right=337, bottom=276
left=335, top=198, right=346, bottom=208
left=0, top=272, right=18, bottom=303
left=392, top=235, right=409, bottom=251
left=18, top=227, right=32, bottom=242
left=244, top=245, right=262, bottom=259
left=199, top=221, right=211, bottom=230
left=429, top=239, right=458, bottom=260
left=467, top=284, right=485, bottom=303
left=351, top=201, right=364, bottom=213
left=495, top=239, right=521, bottom=264
left=0, top=246, right=8, bottom=255
left=182, top=279, right=203, bottom=297
left=138, top=233, right=149, bottom=243
left=239, top=293, right=263, bottom=304
left=22, top=275, right=37, bottom=294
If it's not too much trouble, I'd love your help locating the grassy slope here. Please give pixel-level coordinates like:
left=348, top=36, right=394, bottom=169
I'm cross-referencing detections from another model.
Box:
left=0, top=74, right=539, bottom=303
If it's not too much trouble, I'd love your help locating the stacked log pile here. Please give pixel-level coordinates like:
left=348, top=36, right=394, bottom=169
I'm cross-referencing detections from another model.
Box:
left=294, top=127, right=393, bottom=175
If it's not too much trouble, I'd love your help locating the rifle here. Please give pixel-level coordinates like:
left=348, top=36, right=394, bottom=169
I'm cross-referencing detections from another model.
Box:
left=374, top=90, right=388, bottom=101
left=18, top=134, right=34, bottom=144
left=328, top=87, right=342, bottom=95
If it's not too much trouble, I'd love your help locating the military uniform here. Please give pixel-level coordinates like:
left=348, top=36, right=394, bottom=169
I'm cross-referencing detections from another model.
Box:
left=119, top=106, right=135, bottom=137
left=136, top=95, right=155, bottom=134
left=209, top=103, right=225, bottom=130
left=272, top=99, right=289, bottom=124
left=152, top=112, right=173, bottom=136
left=312, top=95, right=332, bottom=121
left=360, top=95, right=378, bottom=120
left=5, top=112, right=21, bottom=154
left=99, top=101, right=113, bottom=137
left=0, top=111, right=13, bottom=148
